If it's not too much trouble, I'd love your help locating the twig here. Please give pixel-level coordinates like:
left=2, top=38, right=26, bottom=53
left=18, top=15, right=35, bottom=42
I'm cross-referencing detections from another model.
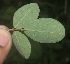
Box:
left=9, top=28, right=27, bottom=32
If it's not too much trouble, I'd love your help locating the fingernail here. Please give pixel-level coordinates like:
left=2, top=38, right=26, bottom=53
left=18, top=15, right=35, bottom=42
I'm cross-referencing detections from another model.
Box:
left=0, top=29, right=10, bottom=47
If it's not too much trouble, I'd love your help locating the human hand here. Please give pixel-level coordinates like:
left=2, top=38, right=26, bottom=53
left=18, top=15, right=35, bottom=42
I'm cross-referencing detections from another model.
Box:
left=0, top=25, right=12, bottom=64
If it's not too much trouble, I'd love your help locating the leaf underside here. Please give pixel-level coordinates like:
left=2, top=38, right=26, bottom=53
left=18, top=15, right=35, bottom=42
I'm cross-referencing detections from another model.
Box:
left=13, top=3, right=40, bottom=29
left=13, top=31, right=31, bottom=59
left=24, top=18, right=65, bottom=43
left=12, top=3, right=65, bottom=59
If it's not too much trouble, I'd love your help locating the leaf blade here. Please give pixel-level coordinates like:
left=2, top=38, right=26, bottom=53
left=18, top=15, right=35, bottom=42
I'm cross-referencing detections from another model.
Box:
left=24, top=18, right=65, bottom=43
left=13, top=3, right=40, bottom=28
left=13, top=31, right=31, bottom=59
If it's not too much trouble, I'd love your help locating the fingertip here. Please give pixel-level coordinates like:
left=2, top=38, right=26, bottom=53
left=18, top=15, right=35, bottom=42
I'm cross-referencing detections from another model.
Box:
left=0, top=25, right=12, bottom=47
left=0, top=25, right=9, bottom=30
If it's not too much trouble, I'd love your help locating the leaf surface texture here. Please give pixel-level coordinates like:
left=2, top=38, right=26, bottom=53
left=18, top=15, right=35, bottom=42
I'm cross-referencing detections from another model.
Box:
left=13, top=3, right=40, bottom=28
left=13, top=31, right=31, bottom=59
left=24, top=18, right=65, bottom=43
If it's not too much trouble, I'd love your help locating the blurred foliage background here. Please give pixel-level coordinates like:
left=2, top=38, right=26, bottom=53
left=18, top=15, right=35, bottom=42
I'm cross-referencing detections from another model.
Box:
left=0, top=0, right=70, bottom=64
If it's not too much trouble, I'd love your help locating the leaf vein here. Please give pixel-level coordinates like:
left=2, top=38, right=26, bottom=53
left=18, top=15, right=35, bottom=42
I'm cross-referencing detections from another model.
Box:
left=15, top=9, right=31, bottom=28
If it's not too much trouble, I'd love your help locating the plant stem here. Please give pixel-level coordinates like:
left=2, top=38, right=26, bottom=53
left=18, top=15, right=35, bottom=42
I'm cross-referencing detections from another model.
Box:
left=9, top=28, right=27, bottom=32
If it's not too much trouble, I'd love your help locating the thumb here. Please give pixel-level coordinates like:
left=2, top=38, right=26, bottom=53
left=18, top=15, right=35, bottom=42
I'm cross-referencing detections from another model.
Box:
left=0, top=25, right=12, bottom=64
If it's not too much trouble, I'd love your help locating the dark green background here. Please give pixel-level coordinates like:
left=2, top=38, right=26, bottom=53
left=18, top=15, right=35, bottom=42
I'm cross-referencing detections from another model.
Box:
left=0, top=0, right=70, bottom=64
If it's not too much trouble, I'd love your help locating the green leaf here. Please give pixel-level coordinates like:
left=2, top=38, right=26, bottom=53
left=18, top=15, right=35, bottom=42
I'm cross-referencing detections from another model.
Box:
left=13, top=3, right=40, bottom=28
left=24, top=18, right=65, bottom=43
left=13, top=31, right=31, bottom=59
